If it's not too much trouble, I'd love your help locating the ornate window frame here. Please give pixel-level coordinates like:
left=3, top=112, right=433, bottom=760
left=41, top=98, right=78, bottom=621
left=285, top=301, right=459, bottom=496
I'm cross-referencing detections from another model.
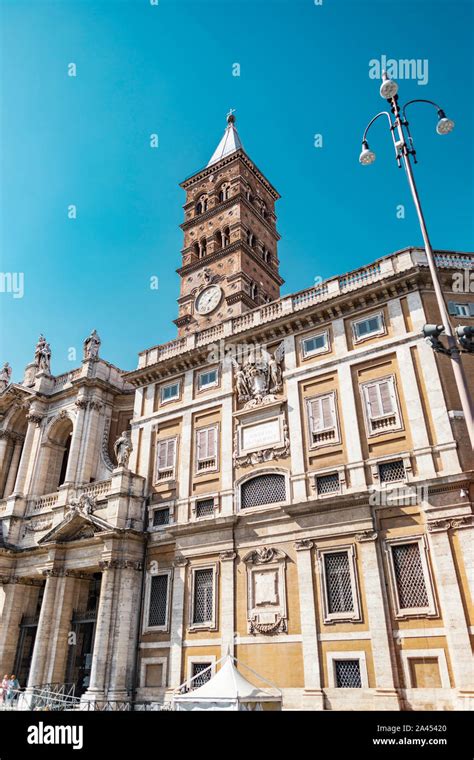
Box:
left=313, top=465, right=346, bottom=498
left=194, top=423, right=219, bottom=475
left=327, top=651, right=369, bottom=688
left=143, top=568, right=173, bottom=633
left=154, top=435, right=178, bottom=483
left=301, top=330, right=330, bottom=360
left=149, top=500, right=175, bottom=530
left=159, top=380, right=181, bottom=406
left=243, top=546, right=288, bottom=635
left=360, top=374, right=403, bottom=437
left=305, top=390, right=341, bottom=449
left=384, top=535, right=437, bottom=619
left=196, top=366, right=220, bottom=393
left=236, top=468, right=290, bottom=513
left=190, top=492, right=220, bottom=521
left=188, top=562, right=219, bottom=632
left=317, top=545, right=362, bottom=624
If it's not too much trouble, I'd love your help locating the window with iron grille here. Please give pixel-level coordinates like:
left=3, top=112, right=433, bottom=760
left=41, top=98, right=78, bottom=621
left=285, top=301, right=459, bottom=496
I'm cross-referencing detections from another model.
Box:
left=153, top=507, right=170, bottom=527
left=316, top=472, right=340, bottom=495
left=324, top=552, right=354, bottom=613
left=148, top=574, right=169, bottom=628
left=240, top=474, right=286, bottom=509
left=196, top=498, right=215, bottom=518
left=335, top=660, right=362, bottom=688
left=192, top=569, right=214, bottom=624
left=379, top=459, right=405, bottom=483
left=191, top=662, right=212, bottom=689
left=392, top=542, right=429, bottom=609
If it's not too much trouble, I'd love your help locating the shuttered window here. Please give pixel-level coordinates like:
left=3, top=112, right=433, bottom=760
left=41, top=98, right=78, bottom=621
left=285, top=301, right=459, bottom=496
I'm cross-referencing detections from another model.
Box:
left=307, top=392, right=339, bottom=446
left=362, top=376, right=400, bottom=434
left=155, top=437, right=177, bottom=480
left=195, top=426, right=218, bottom=472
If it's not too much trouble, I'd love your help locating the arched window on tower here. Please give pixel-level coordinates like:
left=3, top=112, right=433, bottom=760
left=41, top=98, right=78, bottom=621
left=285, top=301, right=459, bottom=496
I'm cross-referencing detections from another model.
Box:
left=199, top=238, right=207, bottom=258
left=246, top=229, right=255, bottom=248
left=193, top=242, right=200, bottom=258
left=215, top=230, right=223, bottom=249
left=250, top=282, right=258, bottom=300
left=222, top=226, right=230, bottom=248
left=262, top=246, right=271, bottom=264
left=195, top=194, right=208, bottom=215
left=261, top=201, right=268, bottom=220
left=219, top=183, right=230, bottom=202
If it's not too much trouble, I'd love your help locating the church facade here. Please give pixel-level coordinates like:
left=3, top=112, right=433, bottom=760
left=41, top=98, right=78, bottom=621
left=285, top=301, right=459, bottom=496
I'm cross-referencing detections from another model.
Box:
left=0, top=114, right=473, bottom=711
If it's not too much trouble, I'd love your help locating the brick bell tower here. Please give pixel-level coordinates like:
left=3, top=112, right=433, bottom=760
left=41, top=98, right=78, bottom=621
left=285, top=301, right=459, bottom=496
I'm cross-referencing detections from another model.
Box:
left=174, top=111, right=284, bottom=335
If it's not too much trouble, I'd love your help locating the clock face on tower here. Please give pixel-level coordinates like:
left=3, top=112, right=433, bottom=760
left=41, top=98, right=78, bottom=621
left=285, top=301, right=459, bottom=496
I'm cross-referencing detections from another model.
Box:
left=195, top=285, right=223, bottom=315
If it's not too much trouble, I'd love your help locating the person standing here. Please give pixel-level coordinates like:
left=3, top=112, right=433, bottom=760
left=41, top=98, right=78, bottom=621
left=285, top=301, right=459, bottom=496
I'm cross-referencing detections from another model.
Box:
left=0, top=674, right=9, bottom=707
left=6, top=675, right=19, bottom=708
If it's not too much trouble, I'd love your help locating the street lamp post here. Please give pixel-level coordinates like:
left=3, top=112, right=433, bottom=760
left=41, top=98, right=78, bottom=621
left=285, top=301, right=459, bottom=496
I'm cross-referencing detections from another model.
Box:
left=360, top=71, right=474, bottom=450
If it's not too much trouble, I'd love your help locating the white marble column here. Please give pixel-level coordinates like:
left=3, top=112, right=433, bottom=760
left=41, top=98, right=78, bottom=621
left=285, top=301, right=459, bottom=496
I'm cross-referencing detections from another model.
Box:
left=427, top=522, right=473, bottom=692
left=0, top=578, right=37, bottom=675
left=64, top=398, right=88, bottom=484
left=13, top=412, right=43, bottom=495
left=84, top=561, right=116, bottom=699
left=0, top=432, right=11, bottom=496
left=3, top=436, right=23, bottom=497
left=176, top=411, right=192, bottom=523
left=27, top=570, right=61, bottom=688
left=357, top=533, right=400, bottom=708
left=219, top=552, right=235, bottom=657
left=220, top=396, right=234, bottom=516
left=43, top=572, right=78, bottom=684
left=168, top=558, right=187, bottom=688
left=285, top=336, right=307, bottom=502
left=295, top=540, right=324, bottom=709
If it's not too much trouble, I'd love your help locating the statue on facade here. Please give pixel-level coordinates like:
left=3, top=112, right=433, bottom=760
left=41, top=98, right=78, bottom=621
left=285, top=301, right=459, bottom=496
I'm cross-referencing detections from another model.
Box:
left=34, top=335, right=51, bottom=373
left=83, top=329, right=101, bottom=361
left=113, top=430, right=133, bottom=468
left=231, top=341, right=285, bottom=408
left=0, top=362, right=12, bottom=393
left=66, top=493, right=96, bottom=516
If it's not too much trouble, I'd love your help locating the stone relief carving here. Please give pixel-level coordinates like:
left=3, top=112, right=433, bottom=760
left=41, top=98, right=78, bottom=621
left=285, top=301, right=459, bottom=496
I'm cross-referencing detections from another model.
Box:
left=83, top=329, right=101, bottom=360
left=66, top=493, right=97, bottom=516
left=113, top=430, right=133, bottom=468
left=233, top=419, right=290, bottom=467
left=231, top=341, right=285, bottom=409
left=243, top=546, right=288, bottom=635
left=0, top=362, right=12, bottom=393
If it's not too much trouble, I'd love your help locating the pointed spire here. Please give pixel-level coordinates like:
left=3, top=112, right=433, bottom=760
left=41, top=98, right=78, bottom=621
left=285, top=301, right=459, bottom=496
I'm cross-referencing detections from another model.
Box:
left=207, top=109, right=243, bottom=167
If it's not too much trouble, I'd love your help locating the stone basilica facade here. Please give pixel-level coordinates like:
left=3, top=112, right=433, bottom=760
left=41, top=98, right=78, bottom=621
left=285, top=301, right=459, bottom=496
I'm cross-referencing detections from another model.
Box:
left=0, top=114, right=473, bottom=711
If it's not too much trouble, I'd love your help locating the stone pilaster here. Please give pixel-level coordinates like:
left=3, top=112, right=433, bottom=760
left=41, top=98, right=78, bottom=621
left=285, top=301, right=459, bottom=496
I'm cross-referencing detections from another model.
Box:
left=43, top=572, right=80, bottom=684
left=76, top=399, right=104, bottom=484
left=337, top=363, right=366, bottom=489
left=13, top=411, right=43, bottom=495
left=107, top=560, right=143, bottom=700
left=219, top=551, right=236, bottom=657
left=0, top=576, right=41, bottom=676
left=427, top=520, right=473, bottom=694
left=168, top=557, right=187, bottom=688
left=83, top=561, right=117, bottom=700
left=295, top=539, right=324, bottom=709
left=0, top=431, right=11, bottom=496
left=285, top=337, right=307, bottom=502
left=3, top=436, right=23, bottom=497
left=220, top=397, right=234, bottom=515
left=64, top=397, right=88, bottom=484
left=356, top=532, right=400, bottom=709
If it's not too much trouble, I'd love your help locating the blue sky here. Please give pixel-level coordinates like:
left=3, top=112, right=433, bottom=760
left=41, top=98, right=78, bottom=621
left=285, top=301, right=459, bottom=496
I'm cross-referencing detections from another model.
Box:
left=1, top=0, right=473, bottom=379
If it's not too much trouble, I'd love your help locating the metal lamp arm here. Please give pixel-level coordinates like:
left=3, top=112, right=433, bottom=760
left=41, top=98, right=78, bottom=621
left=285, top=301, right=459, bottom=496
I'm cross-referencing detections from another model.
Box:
left=362, top=111, right=400, bottom=166
left=402, top=99, right=445, bottom=122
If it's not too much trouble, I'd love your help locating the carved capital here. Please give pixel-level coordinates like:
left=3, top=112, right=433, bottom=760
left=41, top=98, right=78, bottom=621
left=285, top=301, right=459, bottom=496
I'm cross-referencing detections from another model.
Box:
left=295, top=538, right=314, bottom=552
left=42, top=567, right=67, bottom=578
left=75, top=398, right=88, bottom=410
left=27, top=412, right=44, bottom=426
left=451, top=515, right=474, bottom=531
left=355, top=530, right=378, bottom=543
left=173, top=555, right=189, bottom=568
left=219, top=550, right=237, bottom=562
left=428, top=518, right=452, bottom=533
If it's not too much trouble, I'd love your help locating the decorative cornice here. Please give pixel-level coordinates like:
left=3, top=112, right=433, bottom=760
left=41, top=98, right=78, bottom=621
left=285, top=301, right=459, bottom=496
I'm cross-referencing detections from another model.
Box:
left=243, top=546, right=287, bottom=564
left=428, top=515, right=473, bottom=533
left=0, top=574, right=43, bottom=586
left=99, top=559, right=143, bottom=571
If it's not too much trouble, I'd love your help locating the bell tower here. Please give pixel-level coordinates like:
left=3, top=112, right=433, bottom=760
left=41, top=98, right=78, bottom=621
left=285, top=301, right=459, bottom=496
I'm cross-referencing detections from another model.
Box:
left=174, top=112, right=283, bottom=335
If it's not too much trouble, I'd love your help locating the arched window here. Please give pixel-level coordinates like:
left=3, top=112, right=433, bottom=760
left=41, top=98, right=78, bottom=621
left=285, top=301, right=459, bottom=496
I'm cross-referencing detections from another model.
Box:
left=222, top=226, right=230, bottom=247
left=193, top=242, right=200, bottom=258
left=240, top=473, right=287, bottom=509
left=262, top=246, right=271, bottom=263
left=219, top=183, right=230, bottom=202
left=261, top=202, right=268, bottom=220
left=250, top=282, right=258, bottom=300
left=246, top=229, right=255, bottom=248
left=196, top=194, right=208, bottom=215
left=38, top=415, right=74, bottom=495
left=1, top=409, right=27, bottom=498
left=199, top=238, right=207, bottom=258
left=215, top=230, right=223, bottom=249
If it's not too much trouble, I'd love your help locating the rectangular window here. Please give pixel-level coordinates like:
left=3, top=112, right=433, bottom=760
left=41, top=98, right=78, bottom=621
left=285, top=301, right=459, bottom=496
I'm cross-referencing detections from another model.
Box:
left=379, top=459, right=405, bottom=483
left=160, top=382, right=180, bottom=403
left=153, top=507, right=170, bottom=527
left=192, top=568, right=214, bottom=625
left=155, top=437, right=177, bottom=481
left=306, top=392, right=339, bottom=446
left=147, top=574, right=169, bottom=629
left=198, top=369, right=218, bottom=390
left=191, top=662, right=212, bottom=689
left=335, top=660, right=362, bottom=688
left=361, top=376, right=401, bottom=434
left=316, top=472, right=340, bottom=496
left=324, top=552, right=354, bottom=614
left=302, top=331, right=329, bottom=358
left=196, top=498, right=215, bottom=518
left=195, top=426, right=218, bottom=472
left=448, top=301, right=474, bottom=318
left=352, top=312, right=384, bottom=342
left=392, top=542, right=429, bottom=610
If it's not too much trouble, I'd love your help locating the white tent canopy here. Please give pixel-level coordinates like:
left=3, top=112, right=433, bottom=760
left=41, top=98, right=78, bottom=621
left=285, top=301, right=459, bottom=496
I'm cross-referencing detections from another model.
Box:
left=173, top=654, right=282, bottom=712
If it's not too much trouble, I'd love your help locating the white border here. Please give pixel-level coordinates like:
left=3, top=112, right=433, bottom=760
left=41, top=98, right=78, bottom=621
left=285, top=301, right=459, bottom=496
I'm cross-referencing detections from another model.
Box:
left=385, top=535, right=437, bottom=619
left=327, top=650, right=369, bottom=688
left=143, top=569, right=173, bottom=633
left=189, top=562, right=219, bottom=631
left=318, top=545, right=362, bottom=623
